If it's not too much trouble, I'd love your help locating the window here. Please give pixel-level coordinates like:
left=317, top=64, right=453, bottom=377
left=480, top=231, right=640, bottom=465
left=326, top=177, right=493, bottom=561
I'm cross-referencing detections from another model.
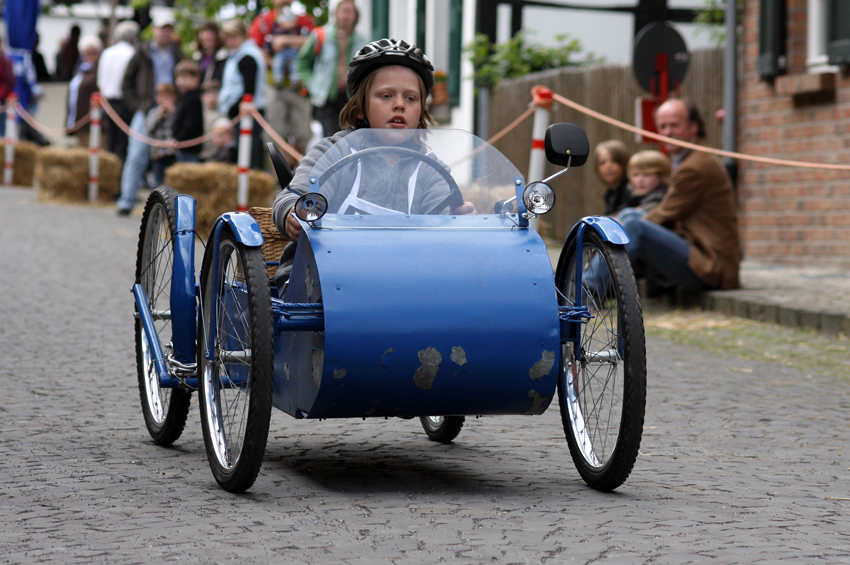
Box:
left=827, top=0, right=850, bottom=65
left=758, top=0, right=787, bottom=78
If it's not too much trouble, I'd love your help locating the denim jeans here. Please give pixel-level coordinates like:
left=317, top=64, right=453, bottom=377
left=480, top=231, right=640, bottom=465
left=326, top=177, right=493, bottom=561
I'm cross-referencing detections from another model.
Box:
left=583, top=208, right=708, bottom=296
left=176, top=149, right=200, bottom=163
left=117, top=110, right=151, bottom=212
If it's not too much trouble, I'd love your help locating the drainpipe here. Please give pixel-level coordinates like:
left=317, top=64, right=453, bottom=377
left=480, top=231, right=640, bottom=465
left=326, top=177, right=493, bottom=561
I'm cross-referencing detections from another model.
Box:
left=722, top=0, right=738, bottom=184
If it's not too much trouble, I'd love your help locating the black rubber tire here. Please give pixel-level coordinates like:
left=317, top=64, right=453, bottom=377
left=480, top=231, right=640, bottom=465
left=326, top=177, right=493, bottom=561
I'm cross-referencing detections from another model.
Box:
left=419, top=416, right=465, bottom=443
left=556, top=228, right=646, bottom=491
left=134, top=186, right=191, bottom=446
left=198, top=228, right=274, bottom=493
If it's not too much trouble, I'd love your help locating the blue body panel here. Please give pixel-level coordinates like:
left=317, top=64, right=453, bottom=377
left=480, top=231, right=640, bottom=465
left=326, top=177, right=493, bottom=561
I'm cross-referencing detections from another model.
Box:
left=272, top=215, right=560, bottom=419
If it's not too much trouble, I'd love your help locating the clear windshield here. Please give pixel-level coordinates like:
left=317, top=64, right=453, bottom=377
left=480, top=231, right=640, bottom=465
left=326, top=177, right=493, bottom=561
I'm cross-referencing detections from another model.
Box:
left=308, top=128, right=522, bottom=217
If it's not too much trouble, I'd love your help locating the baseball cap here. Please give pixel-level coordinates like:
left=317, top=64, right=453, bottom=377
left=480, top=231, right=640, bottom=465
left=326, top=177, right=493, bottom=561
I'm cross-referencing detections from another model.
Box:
left=153, top=13, right=176, bottom=28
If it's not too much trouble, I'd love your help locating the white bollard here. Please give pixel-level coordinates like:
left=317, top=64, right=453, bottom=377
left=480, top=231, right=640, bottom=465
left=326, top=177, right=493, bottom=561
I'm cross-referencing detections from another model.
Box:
left=88, top=93, right=102, bottom=202
left=527, top=86, right=553, bottom=230
left=236, top=94, right=255, bottom=212
left=4, top=94, right=18, bottom=188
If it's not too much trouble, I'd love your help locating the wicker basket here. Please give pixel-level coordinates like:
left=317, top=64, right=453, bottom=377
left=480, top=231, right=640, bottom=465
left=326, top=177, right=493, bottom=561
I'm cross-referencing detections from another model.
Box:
left=248, top=207, right=289, bottom=280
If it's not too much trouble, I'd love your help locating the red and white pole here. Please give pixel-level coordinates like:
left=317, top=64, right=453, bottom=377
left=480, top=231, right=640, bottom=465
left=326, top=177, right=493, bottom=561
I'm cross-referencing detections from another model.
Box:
left=4, top=93, right=18, bottom=188
left=528, top=86, right=553, bottom=184
left=236, top=94, right=255, bottom=212
left=527, top=86, right=553, bottom=229
left=88, top=93, right=102, bottom=202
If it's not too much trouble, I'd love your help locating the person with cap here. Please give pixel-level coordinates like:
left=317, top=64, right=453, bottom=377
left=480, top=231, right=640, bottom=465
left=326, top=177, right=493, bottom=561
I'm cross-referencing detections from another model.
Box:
left=271, top=38, right=475, bottom=289
left=116, top=13, right=183, bottom=215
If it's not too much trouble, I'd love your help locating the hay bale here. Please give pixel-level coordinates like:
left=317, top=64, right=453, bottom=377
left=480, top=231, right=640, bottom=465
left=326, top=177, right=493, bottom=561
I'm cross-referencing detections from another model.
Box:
left=165, top=162, right=278, bottom=235
left=0, top=140, right=40, bottom=187
left=35, top=147, right=122, bottom=203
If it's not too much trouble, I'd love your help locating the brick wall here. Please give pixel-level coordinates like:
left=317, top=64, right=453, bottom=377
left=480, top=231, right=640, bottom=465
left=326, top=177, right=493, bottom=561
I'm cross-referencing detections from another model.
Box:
left=738, top=0, right=850, bottom=268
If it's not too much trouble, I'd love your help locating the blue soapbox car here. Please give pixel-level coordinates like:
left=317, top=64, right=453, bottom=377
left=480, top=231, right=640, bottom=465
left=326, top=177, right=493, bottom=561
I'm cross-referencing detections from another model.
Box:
left=132, top=124, right=646, bottom=493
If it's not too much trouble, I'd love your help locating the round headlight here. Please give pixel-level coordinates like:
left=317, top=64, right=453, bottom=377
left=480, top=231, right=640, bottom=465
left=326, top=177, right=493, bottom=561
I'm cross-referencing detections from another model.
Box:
left=522, top=182, right=555, bottom=215
left=294, top=192, right=328, bottom=222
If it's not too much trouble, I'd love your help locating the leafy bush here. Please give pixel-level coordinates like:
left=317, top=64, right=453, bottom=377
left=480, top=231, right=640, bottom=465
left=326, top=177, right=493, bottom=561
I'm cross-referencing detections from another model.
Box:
left=466, top=30, right=603, bottom=93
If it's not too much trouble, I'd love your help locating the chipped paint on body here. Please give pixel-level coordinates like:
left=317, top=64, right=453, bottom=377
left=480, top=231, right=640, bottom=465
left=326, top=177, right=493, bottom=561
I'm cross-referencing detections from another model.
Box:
left=450, top=346, right=467, bottom=366
left=529, top=350, right=555, bottom=380
left=414, top=347, right=443, bottom=390
left=525, top=389, right=547, bottom=414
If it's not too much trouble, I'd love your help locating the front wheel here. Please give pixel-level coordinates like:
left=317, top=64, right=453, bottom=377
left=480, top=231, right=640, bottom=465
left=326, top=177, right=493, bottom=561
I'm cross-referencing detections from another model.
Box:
left=419, top=416, right=465, bottom=443
left=198, top=227, right=274, bottom=493
left=134, top=186, right=191, bottom=445
left=556, top=229, right=646, bottom=491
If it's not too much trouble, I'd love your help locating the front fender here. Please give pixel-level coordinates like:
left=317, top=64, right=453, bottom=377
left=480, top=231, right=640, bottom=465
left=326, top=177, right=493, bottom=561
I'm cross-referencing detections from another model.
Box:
left=210, top=211, right=265, bottom=248
left=554, top=215, right=630, bottom=284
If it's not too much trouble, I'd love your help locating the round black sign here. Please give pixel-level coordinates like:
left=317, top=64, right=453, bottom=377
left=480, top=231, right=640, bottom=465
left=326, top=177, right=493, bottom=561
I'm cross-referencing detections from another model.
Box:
left=633, top=21, right=690, bottom=95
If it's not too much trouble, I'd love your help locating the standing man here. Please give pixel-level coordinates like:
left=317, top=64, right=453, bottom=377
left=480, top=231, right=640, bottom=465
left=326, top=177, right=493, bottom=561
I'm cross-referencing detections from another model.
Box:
left=97, top=20, right=139, bottom=163
left=116, top=14, right=183, bottom=215
left=616, top=98, right=740, bottom=290
left=296, top=0, right=367, bottom=138
left=250, top=0, right=314, bottom=157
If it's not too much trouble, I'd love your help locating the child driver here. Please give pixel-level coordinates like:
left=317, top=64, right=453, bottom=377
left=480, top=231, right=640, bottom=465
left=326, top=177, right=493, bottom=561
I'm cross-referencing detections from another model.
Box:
left=272, top=38, right=474, bottom=245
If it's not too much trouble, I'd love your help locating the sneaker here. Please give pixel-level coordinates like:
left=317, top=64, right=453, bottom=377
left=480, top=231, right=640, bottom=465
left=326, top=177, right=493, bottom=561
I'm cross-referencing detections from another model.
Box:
left=117, top=208, right=132, bottom=216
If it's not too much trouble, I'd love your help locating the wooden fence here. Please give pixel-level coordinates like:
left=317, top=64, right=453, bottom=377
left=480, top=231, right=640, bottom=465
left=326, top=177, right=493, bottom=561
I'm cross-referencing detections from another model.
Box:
left=487, top=47, right=724, bottom=241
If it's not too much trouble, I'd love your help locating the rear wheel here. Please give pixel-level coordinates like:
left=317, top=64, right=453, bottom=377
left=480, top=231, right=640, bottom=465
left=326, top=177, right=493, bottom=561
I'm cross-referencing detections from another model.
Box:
left=419, top=416, right=465, bottom=443
left=198, top=228, right=274, bottom=493
left=556, top=229, right=646, bottom=491
left=135, top=186, right=191, bottom=445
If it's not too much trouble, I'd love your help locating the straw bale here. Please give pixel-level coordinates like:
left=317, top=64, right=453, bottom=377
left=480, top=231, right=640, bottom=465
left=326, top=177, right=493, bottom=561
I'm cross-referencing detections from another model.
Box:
left=0, top=140, right=40, bottom=187
left=35, top=147, right=122, bottom=203
left=164, top=162, right=278, bottom=235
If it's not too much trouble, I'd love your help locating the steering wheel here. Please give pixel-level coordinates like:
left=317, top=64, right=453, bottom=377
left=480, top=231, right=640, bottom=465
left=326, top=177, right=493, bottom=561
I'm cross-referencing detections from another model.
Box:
left=316, top=146, right=464, bottom=215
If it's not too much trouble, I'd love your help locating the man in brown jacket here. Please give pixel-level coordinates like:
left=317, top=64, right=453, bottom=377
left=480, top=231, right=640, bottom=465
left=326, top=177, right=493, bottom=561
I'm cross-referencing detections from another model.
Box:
left=616, top=98, right=740, bottom=290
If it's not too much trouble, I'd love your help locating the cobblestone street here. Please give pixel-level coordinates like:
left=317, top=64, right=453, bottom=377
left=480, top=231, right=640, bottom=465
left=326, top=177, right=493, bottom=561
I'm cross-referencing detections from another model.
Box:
left=1, top=188, right=849, bottom=563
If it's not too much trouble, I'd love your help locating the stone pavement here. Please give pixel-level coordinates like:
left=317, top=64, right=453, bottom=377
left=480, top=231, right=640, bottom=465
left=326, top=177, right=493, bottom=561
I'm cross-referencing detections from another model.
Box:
left=2, top=186, right=849, bottom=563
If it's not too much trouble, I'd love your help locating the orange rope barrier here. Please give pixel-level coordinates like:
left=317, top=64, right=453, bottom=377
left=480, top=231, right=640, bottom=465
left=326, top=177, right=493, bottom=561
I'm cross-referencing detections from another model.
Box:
left=250, top=107, right=303, bottom=162
left=100, top=97, right=238, bottom=150
left=14, top=100, right=91, bottom=136
left=549, top=90, right=850, bottom=172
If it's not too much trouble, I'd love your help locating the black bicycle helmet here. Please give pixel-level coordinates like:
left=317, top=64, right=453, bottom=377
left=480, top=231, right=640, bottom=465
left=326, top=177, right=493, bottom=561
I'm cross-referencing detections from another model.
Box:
left=347, top=38, right=435, bottom=96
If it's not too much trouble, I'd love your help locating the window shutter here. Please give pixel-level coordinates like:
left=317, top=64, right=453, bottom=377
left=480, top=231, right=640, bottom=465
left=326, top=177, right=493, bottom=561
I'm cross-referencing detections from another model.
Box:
left=372, top=0, right=390, bottom=42
left=758, top=0, right=787, bottom=78
left=448, top=0, right=463, bottom=106
left=827, top=0, right=850, bottom=65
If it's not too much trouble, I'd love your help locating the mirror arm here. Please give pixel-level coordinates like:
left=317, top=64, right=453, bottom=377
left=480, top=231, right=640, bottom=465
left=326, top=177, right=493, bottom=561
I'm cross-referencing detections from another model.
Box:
left=542, top=155, right=572, bottom=184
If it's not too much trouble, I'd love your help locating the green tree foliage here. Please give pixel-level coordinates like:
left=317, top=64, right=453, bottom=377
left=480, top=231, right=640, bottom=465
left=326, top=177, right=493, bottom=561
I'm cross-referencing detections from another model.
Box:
left=465, top=31, right=602, bottom=93
left=694, top=0, right=743, bottom=44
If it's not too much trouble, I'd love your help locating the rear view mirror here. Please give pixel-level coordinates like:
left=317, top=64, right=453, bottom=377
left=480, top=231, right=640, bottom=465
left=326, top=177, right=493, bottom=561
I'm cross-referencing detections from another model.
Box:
left=545, top=123, right=589, bottom=167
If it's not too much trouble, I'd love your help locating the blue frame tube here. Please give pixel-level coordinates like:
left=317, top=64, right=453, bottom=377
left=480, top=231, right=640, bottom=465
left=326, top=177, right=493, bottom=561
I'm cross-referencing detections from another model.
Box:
left=133, top=284, right=169, bottom=385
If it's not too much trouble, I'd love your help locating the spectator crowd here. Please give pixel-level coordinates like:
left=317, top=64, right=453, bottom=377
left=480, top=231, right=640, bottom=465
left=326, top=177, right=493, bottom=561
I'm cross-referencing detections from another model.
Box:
left=0, top=0, right=366, bottom=215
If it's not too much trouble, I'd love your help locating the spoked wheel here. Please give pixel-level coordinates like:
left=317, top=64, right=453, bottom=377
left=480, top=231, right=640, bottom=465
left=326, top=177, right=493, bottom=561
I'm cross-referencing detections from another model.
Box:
left=419, top=416, right=465, bottom=443
left=198, top=227, right=273, bottom=493
left=135, top=186, right=191, bottom=445
left=556, top=229, right=646, bottom=491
